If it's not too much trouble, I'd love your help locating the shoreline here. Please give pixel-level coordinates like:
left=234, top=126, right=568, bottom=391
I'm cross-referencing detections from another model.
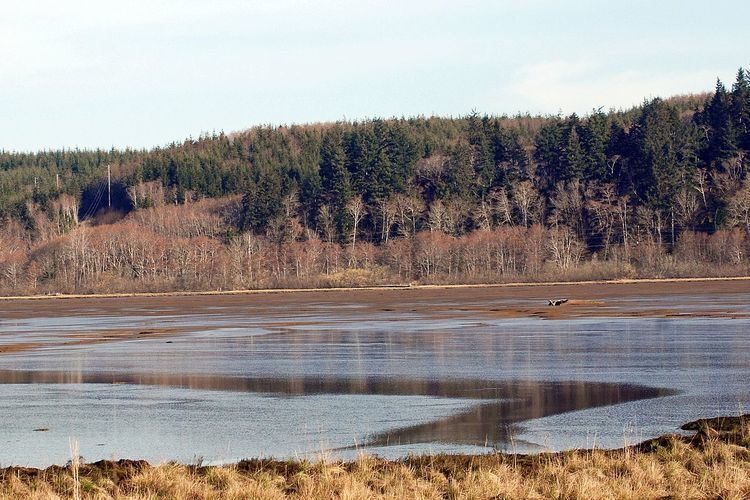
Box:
left=5, top=414, right=744, bottom=473
left=2, top=275, right=750, bottom=302
left=2, top=414, right=747, bottom=499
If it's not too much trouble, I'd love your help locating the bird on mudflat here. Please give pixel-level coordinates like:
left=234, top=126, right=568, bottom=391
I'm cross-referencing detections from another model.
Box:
left=548, top=298, right=569, bottom=306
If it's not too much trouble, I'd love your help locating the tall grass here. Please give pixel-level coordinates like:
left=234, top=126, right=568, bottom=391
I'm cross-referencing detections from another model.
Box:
left=1, top=420, right=748, bottom=499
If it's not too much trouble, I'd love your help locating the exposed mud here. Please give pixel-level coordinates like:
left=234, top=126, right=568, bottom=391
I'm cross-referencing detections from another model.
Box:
left=1, top=278, right=749, bottom=319
left=1, top=279, right=748, bottom=356
left=0, top=327, right=190, bottom=355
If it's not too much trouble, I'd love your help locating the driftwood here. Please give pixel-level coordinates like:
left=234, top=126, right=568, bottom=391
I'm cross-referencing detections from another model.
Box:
left=548, top=298, right=569, bottom=306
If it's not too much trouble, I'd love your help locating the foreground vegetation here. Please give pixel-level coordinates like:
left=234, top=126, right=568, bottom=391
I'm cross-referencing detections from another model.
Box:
left=2, top=70, right=750, bottom=294
left=2, top=416, right=748, bottom=499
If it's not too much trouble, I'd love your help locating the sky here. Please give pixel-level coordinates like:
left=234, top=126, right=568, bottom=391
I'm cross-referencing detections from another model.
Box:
left=1, top=0, right=748, bottom=152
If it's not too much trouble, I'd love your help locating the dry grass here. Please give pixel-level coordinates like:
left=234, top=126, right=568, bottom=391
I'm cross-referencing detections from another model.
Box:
left=1, top=417, right=748, bottom=499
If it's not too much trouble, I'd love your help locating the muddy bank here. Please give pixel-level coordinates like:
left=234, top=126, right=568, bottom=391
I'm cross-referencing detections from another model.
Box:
left=1, top=278, right=749, bottom=322
left=1, top=279, right=748, bottom=358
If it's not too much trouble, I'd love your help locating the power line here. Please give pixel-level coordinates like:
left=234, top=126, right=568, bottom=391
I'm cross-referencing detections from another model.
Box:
left=80, top=182, right=106, bottom=221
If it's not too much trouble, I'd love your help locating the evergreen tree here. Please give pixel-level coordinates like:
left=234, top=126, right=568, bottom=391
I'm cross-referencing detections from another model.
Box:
left=299, top=170, right=323, bottom=229
left=319, top=131, right=352, bottom=239
left=629, top=99, right=695, bottom=214
left=731, top=68, right=750, bottom=150
left=580, top=110, right=611, bottom=181
left=371, top=120, right=398, bottom=201
left=345, top=127, right=377, bottom=199
left=444, top=141, right=475, bottom=199
left=383, top=121, right=418, bottom=193
left=467, top=115, right=496, bottom=195
left=489, top=121, right=526, bottom=187
left=241, top=169, right=283, bottom=234
left=561, top=126, right=586, bottom=181
left=703, top=79, right=738, bottom=162
left=534, top=117, right=565, bottom=189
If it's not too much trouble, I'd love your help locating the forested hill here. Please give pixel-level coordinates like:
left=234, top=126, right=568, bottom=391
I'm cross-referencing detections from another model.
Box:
left=2, top=75, right=747, bottom=242
left=0, top=70, right=749, bottom=293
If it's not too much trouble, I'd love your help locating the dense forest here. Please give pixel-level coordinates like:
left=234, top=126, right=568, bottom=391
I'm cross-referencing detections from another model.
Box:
left=1, top=69, right=750, bottom=294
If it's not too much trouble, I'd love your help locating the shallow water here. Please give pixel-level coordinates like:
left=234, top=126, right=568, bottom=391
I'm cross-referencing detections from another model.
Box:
left=0, top=292, right=748, bottom=467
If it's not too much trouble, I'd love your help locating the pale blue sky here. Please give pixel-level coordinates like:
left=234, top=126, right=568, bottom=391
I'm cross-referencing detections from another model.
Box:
left=1, top=0, right=748, bottom=151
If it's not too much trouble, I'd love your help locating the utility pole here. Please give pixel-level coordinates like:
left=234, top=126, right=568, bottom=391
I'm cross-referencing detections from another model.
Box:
left=107, top=164, right=112, bottom=208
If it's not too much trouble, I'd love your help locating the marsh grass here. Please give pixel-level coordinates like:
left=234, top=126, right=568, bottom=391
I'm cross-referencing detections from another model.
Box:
left=1, top=417, right=748, bottom=499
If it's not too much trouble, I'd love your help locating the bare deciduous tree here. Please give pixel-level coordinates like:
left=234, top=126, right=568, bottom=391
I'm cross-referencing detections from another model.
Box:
left=473, top=200, right=493, bottom=231
left=549, top=180, right=584, bottom=238
left=727, top=179, right=750, bottom=235
left=513, top=180, right=539, bottom=228
left=490, top=189, right=514, bottom=227
left=427, top=200, right=447, bottom=233
left=346, top=195, right=366, bottom=252
left=586, top=183, right=618, bottom=259
left=318, top=204, right=336, bottom=244
left=378, top=198, right=397, bottom=243
left=547, top=225, right=584, bottom=271
left=676, top=187, right=700, bottom=231
left=394, top=193, right=424, bottom=238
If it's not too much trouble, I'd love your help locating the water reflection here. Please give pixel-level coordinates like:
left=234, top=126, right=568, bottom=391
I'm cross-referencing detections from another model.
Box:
left=364, top=381, right=674, bottom=448
left=0, top=370, right=674, bottom=449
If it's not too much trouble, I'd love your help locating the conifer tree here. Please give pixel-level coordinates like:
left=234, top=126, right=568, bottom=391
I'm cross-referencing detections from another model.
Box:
left=534, top=117, right=565, bottom=189
left=345, top=127, right=377, bottom=199
left=241, top=169, right=283, bottom=234
left=703, top=79, right=738, bottom=162
left=731, top=68, right=750, bottom=150
left=445, top=141, right=474, bottom=199
left=319, top=131, right=352, bottom=240
left=466, top=113, right=495, bottom=195
left=561, top=126, right=586, bottom=181
left=580, top=110, right=611, bottom=181
left=629, top=99, right=695, bottom=217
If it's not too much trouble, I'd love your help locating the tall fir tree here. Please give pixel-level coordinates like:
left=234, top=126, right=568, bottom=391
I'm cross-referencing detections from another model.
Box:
left=444, top=141, right=475, bottom=199
left=534, top=117, right=565, bottom=190
left=580, top=110, right=611, bottom=181
left=319, top=130, right=352, bottom=240
left=703, top=79, right=738, bottom=162
left=468, top=115, right=497, bottom=196
left=241, top=169, right=284, bottom=234
left=731, top=68, right=750, bottom=150
left=629, top=99, right=695, bottom=213
left=561, top=126, right=586, bottom=181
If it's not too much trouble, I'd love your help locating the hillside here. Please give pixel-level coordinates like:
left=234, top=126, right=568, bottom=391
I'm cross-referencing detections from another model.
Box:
left=0, top=72, right=748, bottom=294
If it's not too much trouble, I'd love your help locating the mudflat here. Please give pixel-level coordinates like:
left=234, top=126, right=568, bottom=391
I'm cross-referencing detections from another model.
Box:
left=1, top=277, right=749, bottom=322
left=1, top=276, right=748, bottom=467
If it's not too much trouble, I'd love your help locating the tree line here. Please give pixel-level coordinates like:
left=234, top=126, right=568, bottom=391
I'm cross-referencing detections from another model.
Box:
left=1, top=69, right=750, bottom=293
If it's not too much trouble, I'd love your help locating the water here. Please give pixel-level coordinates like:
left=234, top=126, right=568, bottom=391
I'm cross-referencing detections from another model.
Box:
left=0, top=290, right=748, bottom=467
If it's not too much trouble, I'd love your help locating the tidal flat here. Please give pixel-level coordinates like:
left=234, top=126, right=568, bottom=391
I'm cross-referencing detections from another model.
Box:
left=0, top=279, right=748, bottom=468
